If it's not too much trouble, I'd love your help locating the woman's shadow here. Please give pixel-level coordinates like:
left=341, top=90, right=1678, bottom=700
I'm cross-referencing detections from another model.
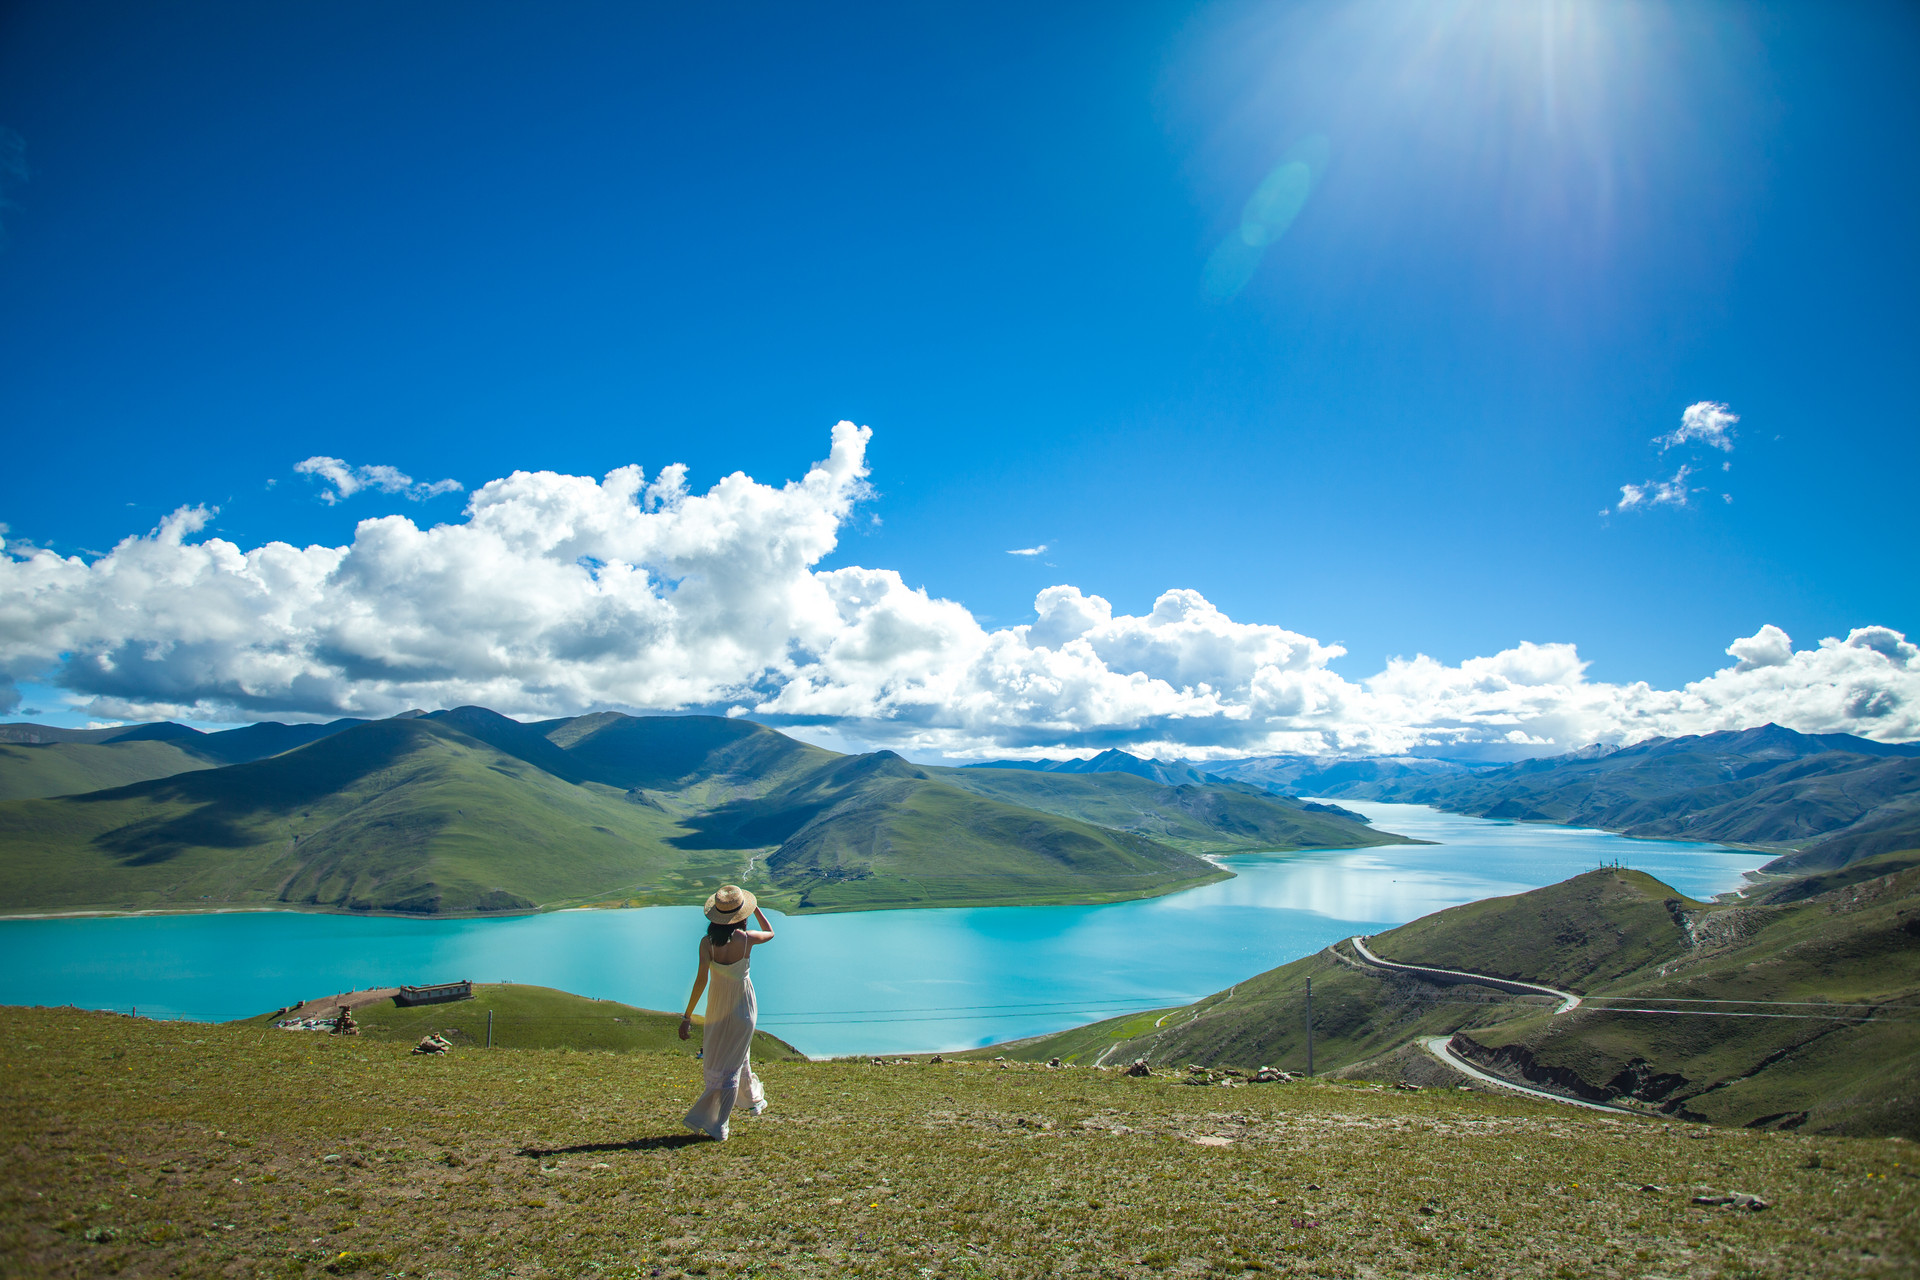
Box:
left=519, top=1134, right=711, bottom=1158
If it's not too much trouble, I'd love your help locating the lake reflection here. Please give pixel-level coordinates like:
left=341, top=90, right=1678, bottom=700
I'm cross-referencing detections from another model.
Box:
left=0, top=803, right=1764, bottom=1055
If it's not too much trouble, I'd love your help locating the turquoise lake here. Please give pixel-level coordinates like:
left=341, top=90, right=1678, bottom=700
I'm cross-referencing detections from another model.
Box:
left=0, top=803, right=1766, bottom=1056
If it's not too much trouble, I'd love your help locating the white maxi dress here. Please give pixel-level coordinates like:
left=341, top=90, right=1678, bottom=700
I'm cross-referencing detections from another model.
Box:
left=682, top=954, right=765, bottom=1141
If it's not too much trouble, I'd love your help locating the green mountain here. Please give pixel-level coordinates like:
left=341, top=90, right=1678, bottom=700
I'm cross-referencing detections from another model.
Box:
left=682, top=751, right=1225, bottom=911
left=963, top=748, right=1213, bottom=786
left=1234, top=725, right=1920, bottom=872
left=0, top=740, right=220, bottom=802
left=0, top=717, right=696, bottom=915
left=0, top=721, right=208, bottom=746
left=939, top=767, right=1405, bottom=855
left=981, top=851, right=1920, bottom=1137
left=541, top=710, right=835, bottom=800
left=0, top=708, right=1400, bottom=916
left=0, top=717, right=369, bottom=800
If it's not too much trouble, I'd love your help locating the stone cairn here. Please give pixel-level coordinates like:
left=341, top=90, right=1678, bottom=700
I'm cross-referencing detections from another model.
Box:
left=331, top=1005, right=360, bottom=1036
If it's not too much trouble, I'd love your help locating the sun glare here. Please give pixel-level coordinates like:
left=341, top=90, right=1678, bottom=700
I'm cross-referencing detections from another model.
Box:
left=1189, top=0, right=1718, bottom=298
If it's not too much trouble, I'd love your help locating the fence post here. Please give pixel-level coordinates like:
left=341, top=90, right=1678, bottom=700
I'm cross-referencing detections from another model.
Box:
left=1305, top=977, right=1313, bottom=1077
left=487, top=1009, right=494, bottom=1049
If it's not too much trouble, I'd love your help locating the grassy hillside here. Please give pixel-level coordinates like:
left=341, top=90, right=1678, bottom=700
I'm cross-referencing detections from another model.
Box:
left=1379, top=867, right=1703, bottom=988
left=982, top=856, right=1920, bottom=1138
left=541, top=712, right=836, bottom=802
left=7, top=710, right=1393, bottom=916
left=0, top=718, right=711, bottom=915
left=751, top=757, right=1230, bottom=911
left=961, top=948, right=1498, bottom=1081
left=1452, top=850, right=1920, bottom=1135
left=0, top=721, right=206, bottom=746
left=0, top=740, right=218, bottom=801
left=0, top=719, right=368, bottom=801
left=250, top=983, right=803, bottom=1060
left=5, top=1006, right=1912, bottom=1280
left=939, top=767, right=1411, bottom=855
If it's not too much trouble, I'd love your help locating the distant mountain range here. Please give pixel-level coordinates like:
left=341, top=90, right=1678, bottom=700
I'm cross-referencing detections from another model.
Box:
left=965, top=749, right=1214, bottom=787
left=0, top=709, right=1406, bottom=917
left=1211, top=725, right=1918, bottom=873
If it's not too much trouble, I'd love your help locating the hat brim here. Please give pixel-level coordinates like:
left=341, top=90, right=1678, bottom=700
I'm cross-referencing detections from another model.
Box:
left=703, top=886, right=757, bottom=923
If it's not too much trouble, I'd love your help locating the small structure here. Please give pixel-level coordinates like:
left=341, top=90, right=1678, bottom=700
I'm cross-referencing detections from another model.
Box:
left=394, top=980, right=473, bottom=1007
left=331, top=1005, right=359, bottom=1036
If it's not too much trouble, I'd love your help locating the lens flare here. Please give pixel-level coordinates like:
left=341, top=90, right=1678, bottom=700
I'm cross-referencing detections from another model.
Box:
left=1202, top=134, right=1330, bottom=302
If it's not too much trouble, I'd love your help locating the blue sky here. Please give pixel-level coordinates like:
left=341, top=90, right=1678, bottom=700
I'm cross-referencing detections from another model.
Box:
left=1, top=1, right=1916, bottom=756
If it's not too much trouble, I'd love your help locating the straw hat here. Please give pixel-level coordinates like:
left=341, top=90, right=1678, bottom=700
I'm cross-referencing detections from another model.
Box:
left=703, top=884, right=756, bottom=924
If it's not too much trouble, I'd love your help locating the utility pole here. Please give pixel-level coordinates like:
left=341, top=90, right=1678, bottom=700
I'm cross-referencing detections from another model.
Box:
left=1305, top=977, right=1314, bottom=1077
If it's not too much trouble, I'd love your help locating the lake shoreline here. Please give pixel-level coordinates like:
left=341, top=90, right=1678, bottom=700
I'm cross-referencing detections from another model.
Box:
left=0, top=865, right=1242, bottom=922
left=0, top=804, right=1769, bottom=1053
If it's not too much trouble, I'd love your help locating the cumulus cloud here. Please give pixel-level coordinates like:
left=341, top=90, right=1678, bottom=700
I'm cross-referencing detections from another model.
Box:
left=295, top=456, right=463, bottom=505
left=1007, top=545, right=1048, bottom=556
left=2, top=424, right=1914, bottom=756
left=1658, top=401, right=1739, bottom=452
left=1727, top=624, right=1792, bottom=672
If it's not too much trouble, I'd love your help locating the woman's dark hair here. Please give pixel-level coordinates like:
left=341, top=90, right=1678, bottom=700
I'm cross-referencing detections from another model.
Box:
left=706, top=919, right=740, bottom=946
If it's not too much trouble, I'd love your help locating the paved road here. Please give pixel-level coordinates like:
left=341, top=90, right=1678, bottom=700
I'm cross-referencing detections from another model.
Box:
left=1341, top=935, right=1663, bottom=1115
left=1419, top=1035, right=1651, bottom=1116
left=1348, top=935, right=1582, bottom=1013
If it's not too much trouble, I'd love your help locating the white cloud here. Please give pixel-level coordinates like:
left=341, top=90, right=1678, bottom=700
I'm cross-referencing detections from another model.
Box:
left=1657, top=401, right=1739, bottom=452
left=1608, top=401, right=1743, bottom=516
left=1727, top=624, right=1794, bottom=672
left=1612, top=464, right=1695, bottom=513
left=2, top=424, right=1914, bottom=755
left=1007, top=545, right=1048, bottom=556
left=295, top=456, right=464, bottom=505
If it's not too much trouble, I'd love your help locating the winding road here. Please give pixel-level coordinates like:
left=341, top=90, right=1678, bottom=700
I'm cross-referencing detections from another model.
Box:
left=1344, top=935, right=1662, bottom=1116
left=1347, top=935, right=1582, bottom=1013
left=1420, top=1035, right=1643, bottom=1115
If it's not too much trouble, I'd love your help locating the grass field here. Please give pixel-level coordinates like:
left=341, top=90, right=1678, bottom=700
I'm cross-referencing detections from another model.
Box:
left=3, top=1005, right=1915, bottom=1279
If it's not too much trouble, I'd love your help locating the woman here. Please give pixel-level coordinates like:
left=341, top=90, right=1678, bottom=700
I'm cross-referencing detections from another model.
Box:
left=679, top=884, right=775, bottom=1141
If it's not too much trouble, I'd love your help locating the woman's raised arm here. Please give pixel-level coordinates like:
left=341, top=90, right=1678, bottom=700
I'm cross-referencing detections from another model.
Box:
left=743, top=906, right=775, bottom=944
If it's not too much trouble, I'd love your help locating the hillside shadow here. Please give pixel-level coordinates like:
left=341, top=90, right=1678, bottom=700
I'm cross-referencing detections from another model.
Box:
left=519, top=1134, right=710, bottom=1157
left=76, top=721, right=440, bottom=865
left=669, top=796, right=826, bottom=850
left=92, top=810, right=263, bottom=864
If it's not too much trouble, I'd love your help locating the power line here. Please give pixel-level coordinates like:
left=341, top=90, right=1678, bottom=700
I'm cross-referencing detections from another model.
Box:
left=1575, top=1007, right=1903, bottom=1022
left=1579, top=995, right=1920, bottom=1010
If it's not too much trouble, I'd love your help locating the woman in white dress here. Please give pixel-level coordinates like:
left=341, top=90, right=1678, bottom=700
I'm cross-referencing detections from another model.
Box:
left=679, top=885, right=775, bottom=1141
